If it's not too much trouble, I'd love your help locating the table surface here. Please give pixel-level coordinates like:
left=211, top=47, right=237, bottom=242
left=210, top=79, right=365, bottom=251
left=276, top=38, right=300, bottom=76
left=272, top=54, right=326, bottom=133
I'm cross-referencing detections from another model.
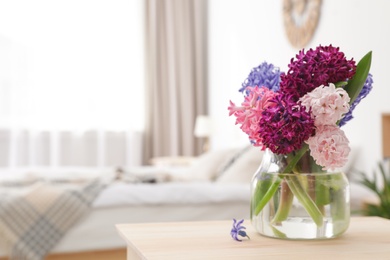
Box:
left=116, top=216, right=390, bottom=260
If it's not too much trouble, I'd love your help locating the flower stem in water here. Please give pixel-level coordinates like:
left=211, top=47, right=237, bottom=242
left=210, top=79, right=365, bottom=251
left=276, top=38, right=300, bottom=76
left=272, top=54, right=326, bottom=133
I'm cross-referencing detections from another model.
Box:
left=286, top=175, right=324, bottom=227
left=271, top=180, right=293, bottom=224
left=254, top=177, right=282, bottom=215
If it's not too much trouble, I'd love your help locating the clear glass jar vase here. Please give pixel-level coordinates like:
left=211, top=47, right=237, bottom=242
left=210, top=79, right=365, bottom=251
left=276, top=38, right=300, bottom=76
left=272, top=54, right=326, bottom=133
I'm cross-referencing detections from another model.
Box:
left=250, top=148, right=350, bottom=240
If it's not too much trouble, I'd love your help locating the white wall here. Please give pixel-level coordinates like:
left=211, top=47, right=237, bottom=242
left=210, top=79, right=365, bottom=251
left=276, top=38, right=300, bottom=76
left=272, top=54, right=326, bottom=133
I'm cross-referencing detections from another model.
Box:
left=208, top=0, right=390, bottom=175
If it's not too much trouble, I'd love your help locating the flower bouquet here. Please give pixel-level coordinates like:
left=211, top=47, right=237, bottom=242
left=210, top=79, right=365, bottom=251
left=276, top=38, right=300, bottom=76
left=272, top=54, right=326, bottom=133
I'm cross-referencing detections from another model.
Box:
left=228, top=45, right=373, bottom=239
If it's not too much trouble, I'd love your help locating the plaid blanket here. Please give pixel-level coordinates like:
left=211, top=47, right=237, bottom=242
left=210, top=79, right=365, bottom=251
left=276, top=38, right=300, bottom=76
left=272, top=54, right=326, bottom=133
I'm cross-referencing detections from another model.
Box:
left=0, top=178, right=107, bottom=260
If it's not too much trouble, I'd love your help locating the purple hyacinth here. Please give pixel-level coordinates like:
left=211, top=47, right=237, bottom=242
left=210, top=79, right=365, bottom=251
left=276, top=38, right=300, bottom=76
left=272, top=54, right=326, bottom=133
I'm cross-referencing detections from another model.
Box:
left=230, top=219, right=250, bottom=242
left=259, top=93, right=315, bottom=155
left=239, top=62, right=283, bottom=95
left=339, top=73, right=373, bottom=127
left=280, top=45, right=356, bottom=99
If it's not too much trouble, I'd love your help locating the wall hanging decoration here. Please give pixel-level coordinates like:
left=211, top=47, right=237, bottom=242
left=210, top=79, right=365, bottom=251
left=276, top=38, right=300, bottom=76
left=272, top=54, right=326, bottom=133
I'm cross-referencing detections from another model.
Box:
left=283, top=0, right=322, bottom=49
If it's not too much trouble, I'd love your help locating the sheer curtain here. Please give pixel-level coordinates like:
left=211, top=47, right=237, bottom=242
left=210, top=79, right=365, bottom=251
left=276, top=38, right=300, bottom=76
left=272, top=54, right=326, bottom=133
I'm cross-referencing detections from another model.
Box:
left=144, top=0, right=208, bottom=162
left=0, top=0, right=144, bottom=170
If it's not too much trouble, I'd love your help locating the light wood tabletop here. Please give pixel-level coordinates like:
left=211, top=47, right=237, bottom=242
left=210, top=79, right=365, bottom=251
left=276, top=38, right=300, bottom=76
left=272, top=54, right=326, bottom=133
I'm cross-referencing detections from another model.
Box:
left=116, top=216, right=390, bottom=259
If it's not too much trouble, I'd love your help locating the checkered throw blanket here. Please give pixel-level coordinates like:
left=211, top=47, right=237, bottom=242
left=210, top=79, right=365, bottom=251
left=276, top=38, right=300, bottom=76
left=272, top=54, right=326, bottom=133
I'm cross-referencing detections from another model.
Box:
left=0, top=178, right=107, bottom=260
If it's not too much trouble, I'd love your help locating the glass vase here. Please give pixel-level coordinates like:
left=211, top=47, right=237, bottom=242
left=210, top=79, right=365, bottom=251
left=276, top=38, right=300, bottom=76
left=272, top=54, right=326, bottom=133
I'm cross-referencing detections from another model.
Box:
left=250, top=149, right=350, bottom=240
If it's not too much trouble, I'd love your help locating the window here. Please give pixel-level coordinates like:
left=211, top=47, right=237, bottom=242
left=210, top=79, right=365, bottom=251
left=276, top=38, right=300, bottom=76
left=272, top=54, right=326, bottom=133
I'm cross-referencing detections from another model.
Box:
left=0, top=0, right=145, bottom=168
left=0, top=0, right=144, bottom=131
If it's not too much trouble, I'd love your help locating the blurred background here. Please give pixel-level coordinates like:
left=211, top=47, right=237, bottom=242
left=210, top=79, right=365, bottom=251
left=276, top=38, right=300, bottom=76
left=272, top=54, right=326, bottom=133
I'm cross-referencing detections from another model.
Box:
left=0, top=0, right=388, bottom=178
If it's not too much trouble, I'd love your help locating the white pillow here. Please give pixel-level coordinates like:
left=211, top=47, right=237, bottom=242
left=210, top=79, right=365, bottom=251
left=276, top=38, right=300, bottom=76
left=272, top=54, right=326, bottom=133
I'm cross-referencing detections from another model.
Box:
left=215, top=145, right=252, bottom=178
left=216, top=146, right=264, bottom=183
left=169, top=148, right=240, bottom=182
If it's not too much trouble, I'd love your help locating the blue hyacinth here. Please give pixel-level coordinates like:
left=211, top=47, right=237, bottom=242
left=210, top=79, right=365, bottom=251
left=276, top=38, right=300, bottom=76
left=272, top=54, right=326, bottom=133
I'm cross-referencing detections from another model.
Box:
left=239, top=62, right=284, bottom=95
left=230, top=219, right=250, bottom=242
left=340, top=73, right=374, bottom=127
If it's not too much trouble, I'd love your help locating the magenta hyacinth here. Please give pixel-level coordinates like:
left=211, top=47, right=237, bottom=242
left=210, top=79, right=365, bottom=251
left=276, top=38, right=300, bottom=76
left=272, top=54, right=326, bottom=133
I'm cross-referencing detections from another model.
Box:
left=280, top=45, right=356, bottom=99
left=258, top=93, right=315, bottom=155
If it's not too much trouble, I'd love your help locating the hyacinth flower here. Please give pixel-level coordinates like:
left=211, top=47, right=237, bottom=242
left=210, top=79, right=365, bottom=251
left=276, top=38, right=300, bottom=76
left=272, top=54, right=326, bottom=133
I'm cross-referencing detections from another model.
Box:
left=230, top=219, right=250, bottom=242
left=339, top=73, right=373, bottom=127
left=282, top=50, right=371, bottom=226
left=228, top=86, right=278, bottom=147
left=280, top=45, right=357, bottom=100
left=239, top=62, right=284, bottom=95
left=228, top=45, right=373, bottom=236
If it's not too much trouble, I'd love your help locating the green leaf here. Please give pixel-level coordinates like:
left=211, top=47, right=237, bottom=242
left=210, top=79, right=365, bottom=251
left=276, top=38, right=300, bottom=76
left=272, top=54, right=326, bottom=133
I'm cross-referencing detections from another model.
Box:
left=344, top=51, right=372, bottom=105
left=334, top=81, right=348, bottom=88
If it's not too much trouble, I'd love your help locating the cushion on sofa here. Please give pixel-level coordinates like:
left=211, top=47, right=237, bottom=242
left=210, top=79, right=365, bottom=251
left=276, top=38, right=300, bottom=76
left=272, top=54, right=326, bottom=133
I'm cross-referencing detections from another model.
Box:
left=215, top=145, right=252, bottom=179
left=216, top=146, right=263, bottom=183
left=169, top=148, right=241, bottom=182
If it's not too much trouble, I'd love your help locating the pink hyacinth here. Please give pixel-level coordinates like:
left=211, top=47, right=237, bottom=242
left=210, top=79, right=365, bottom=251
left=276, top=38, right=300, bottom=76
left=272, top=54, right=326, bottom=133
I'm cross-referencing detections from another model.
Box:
left=299, top=83, right=350, bottom=126
left=228, top=86, right=277, bottom=146
left=306, top=125, right=350, bottom=170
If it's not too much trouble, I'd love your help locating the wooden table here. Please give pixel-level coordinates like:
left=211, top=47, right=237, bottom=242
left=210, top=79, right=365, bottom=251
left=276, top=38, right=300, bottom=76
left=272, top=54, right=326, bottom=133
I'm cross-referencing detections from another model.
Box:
left=116, top=217, right=390, bottom=259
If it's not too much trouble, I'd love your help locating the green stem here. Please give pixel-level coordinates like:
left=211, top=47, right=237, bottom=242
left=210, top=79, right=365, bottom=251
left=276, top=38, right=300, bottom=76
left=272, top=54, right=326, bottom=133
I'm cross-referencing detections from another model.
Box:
left=329, top=173, right=350, bottom=233
left=251, top=175, right=272, bottom=217
left=270, top=226, right=287, bottom=239
left=253, top=145, right=309, bottom=217
left=254, top=177, right=282, bottom=215
left=283, top=145, right=309, bottom=174
left=271, top=180, right=293, bottom=224
left=315, top=175, right=330, bottom=214
left=270, top=145, right=309, bottom=223
left=286, top=175, right=324, bottom=227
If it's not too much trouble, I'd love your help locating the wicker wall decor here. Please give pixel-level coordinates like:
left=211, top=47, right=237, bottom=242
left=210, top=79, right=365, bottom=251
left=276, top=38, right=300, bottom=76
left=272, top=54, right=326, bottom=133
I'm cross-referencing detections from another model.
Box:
left=283, top=0, right=322, bottom=49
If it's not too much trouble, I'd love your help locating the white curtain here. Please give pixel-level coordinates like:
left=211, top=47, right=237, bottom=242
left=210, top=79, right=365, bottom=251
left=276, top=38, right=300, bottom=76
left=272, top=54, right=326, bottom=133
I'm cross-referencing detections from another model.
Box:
left=0, top=0, right=145, bottom=169
left=0, top=129, right=143, bottom=169
left=143, top=0, right=209, bottom=162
